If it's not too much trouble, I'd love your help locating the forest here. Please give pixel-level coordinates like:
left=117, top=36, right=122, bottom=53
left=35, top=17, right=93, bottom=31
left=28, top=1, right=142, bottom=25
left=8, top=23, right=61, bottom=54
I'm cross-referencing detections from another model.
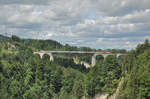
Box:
left=0, top=35, right=150, bottom=99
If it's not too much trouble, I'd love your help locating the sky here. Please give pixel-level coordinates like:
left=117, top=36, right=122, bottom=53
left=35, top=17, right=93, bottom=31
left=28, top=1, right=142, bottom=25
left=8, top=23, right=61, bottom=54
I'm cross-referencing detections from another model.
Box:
left=0, top=0, right=150, bottom=50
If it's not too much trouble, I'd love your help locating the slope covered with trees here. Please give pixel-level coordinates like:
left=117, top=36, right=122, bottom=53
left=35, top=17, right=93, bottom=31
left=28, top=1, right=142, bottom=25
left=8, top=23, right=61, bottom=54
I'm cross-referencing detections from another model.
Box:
left=116, top=40, right=150, bottom=99
left=0, top=35, right=150, bottom=99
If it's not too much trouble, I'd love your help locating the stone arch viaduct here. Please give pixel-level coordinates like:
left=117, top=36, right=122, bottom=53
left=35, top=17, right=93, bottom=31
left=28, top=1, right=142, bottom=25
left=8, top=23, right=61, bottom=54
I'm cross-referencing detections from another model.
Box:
left=34, top=51, right=127, bottom=67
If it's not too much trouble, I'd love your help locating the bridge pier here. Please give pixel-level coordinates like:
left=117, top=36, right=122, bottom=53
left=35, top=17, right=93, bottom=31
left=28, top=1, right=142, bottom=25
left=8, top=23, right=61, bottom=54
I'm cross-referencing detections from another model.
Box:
left=116, top=54, right=121, bottom=58
left=39, top=53, right=45, bottom=59
left=47, top=53, right=54, bottom=61
left=91, top=54, right=111, bottom=66
left=91, top=53, right=99, bottom=66
left=91, top=54, right=96, bottom=67
left=34, top=52, right=54, bottom=61
left=102, top=54, right=109, bottom=60
left=34, top=52, right=45, bottom=59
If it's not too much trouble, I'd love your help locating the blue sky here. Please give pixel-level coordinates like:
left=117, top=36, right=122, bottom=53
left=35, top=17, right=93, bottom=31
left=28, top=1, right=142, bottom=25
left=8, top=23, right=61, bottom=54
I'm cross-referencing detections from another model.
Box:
left=0, top=0, right=150, bottom=50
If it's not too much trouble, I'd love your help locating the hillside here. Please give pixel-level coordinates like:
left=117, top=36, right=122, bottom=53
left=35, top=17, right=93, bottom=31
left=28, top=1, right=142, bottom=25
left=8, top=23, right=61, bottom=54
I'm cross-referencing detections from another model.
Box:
left=0, top=34, right=10, bottom=41
left=0, top=35, right=150, bottom=99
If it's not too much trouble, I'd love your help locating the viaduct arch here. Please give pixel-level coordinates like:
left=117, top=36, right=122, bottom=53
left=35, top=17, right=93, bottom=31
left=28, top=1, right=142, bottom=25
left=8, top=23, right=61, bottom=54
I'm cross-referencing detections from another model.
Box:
left=34, top=51, right=126, bottom=67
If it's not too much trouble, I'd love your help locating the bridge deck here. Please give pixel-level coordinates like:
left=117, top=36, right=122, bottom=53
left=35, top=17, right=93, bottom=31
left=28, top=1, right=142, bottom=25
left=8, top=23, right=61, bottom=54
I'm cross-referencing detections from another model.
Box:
left=36, top=51, right=126, bottom=55
left=46, top=51, right=103, bottom=54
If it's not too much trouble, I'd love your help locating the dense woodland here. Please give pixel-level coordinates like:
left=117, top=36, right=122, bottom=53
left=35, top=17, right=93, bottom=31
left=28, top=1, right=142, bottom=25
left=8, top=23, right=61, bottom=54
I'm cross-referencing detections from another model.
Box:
left=0, top=35, right=150, bottom=99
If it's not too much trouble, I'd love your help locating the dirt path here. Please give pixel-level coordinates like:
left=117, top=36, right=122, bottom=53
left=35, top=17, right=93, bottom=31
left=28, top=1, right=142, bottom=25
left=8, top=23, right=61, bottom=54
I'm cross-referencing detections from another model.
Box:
left=108, top=78, right=123, bottom=99
left=93, top=77, right=123, bottom=99
left=93, top=93, right=109, bottom=99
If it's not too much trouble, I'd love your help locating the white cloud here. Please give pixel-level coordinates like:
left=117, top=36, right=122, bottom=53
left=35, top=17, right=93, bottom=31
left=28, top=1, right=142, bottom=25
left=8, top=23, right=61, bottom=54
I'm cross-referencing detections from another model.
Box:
left=0, top=0, right=150, bottom=49
left=144, top=36, right=150, bottom=40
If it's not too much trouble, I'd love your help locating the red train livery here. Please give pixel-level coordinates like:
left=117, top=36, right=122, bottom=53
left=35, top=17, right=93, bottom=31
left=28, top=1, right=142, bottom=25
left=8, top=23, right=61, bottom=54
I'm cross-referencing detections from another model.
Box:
left=103, top=52, right=112, bottom=54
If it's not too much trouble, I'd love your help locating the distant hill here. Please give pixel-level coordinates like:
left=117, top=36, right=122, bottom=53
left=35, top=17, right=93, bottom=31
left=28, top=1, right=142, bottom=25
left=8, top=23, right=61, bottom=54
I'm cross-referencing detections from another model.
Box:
left=0, top=34, right=10, bottom=41
left=0, top=34, right=94, bottom=51
left=0, top=34, right=127, bottom=53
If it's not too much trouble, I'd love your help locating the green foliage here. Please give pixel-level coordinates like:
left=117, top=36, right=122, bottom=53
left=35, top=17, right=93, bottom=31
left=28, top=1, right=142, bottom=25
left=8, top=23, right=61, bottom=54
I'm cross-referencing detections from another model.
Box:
left=12, top=35, right=21, bottom=42
left=136, top=39, right=150, bottom=55
left=117, top=40, right=150, bottom=99
left=72, top=80, right=85, bottom=99
left=0, top=36, right=150, bottom=99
